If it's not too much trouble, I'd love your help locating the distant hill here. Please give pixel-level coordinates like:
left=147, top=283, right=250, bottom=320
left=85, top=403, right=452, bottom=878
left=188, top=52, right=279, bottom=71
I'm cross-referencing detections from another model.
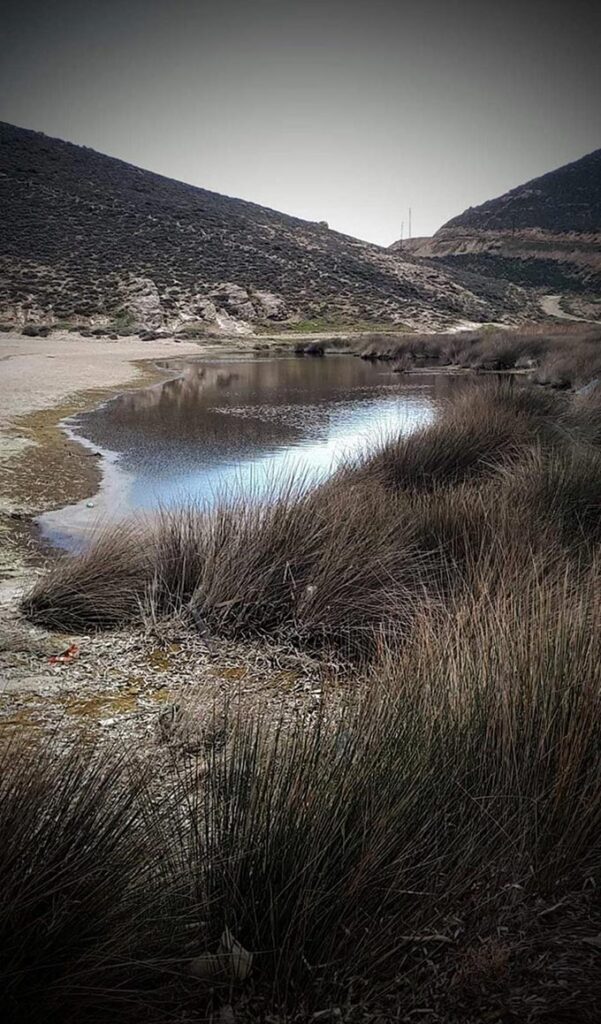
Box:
left=0, top=122, right=532, bottom=333
left=444, top=149, right=601, bottom=234
left=391, top=150, right=601, bottom=313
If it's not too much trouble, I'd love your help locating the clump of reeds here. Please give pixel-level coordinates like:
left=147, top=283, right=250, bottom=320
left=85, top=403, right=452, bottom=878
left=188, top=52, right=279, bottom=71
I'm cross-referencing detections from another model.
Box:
left=533, top=335, right=601, bottom=389
left=363, top=322, right=601, bottom=389
left=5, top=555, right=601, bottom=1020
left=0, top=744, right=182, bottom=1022
left=21, top=525, right=153, bottom=631
left=23, top=379, right=601, bottom=656
left=344, top=379, right=573, bottom=503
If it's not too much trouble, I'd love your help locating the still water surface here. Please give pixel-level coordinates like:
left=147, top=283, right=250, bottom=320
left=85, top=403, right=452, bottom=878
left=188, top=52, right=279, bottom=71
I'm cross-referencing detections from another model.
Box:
left=39, top=356, right=457, bottom=550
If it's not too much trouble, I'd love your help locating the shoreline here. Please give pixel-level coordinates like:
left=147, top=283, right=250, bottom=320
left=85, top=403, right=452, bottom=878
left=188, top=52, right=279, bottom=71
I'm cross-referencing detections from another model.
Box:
left=0, top=328, right=411, bottom=551
left=0, top=332, right=218, bottom=599
left=0, top=332, right=301, bottom=556
left=0, top=330, right=342, bottom=737
left=0, top=329, right=380, bottom=584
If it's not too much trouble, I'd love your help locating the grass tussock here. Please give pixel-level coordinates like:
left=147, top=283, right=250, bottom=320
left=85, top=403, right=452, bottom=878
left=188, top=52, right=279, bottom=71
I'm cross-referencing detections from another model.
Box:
left=10, top=373, right=601, bottom=1020
left=361, top=322, right=601, bottom=390
left=5, top=560, right=601, bottom=1021
left=0, top=746, right=176, bottom=1023
left=22, top=524, right=153, bottom=631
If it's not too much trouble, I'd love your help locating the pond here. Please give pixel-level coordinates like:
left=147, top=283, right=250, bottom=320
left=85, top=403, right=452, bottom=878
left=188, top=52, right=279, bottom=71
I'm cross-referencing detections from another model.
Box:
left=38, top=355, right=460, bottom=550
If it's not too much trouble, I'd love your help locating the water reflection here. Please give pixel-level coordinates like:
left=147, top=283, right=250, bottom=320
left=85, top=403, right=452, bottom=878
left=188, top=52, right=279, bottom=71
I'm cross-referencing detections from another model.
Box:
left=39, top=356, right=458, bottom=550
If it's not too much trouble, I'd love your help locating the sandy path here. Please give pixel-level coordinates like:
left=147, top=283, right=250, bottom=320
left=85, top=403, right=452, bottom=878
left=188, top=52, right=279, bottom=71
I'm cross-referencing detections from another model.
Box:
left=539, top=294, right=597, bottom=323
left=0, top=332, right=202, bottom=429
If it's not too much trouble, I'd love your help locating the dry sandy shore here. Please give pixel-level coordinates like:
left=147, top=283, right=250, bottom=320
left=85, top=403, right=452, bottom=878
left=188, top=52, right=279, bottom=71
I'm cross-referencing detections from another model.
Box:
left=0, top=331, right=204, bottom=429
left=0, top=331, right=204, bottom=577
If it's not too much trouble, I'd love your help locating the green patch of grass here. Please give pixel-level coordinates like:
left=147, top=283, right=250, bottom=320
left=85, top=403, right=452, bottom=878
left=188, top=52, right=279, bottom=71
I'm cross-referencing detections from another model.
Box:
left=109, top=309, right=138, bottom=331
left=48, top=319, right=77, bottom=331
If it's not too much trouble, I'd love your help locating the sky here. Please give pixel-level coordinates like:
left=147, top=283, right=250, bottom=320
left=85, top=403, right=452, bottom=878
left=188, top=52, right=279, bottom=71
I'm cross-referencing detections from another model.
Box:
left=1, top=0, right=600, bottom=246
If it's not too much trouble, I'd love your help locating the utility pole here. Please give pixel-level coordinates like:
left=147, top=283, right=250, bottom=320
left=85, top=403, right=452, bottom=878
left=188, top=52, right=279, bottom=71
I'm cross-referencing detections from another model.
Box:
left=408, top=207, right=412, bottom=240
left=399, top=220, right=404, bottom=247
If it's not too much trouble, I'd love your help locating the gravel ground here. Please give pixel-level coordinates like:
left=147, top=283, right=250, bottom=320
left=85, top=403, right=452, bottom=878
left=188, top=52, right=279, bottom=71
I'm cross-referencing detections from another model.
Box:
left=0, top=586, right=342, bottom=753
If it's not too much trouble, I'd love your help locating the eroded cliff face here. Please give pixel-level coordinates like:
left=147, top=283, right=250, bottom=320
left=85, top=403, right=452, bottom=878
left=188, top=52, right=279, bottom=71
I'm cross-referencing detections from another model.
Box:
left=398, top=228, right=601, bottom=297
left=0, top=121, right=536, bottom=334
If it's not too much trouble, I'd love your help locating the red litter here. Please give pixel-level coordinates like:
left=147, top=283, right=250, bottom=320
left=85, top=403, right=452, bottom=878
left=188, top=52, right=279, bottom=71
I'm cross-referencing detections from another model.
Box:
left=48, top=643, right=80, bottom=665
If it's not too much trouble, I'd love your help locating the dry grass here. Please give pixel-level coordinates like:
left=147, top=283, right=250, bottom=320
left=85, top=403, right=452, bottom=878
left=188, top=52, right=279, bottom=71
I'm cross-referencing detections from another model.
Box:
left=5, top=555, right=601, bottom=1021
left=361, top=323, right=601, bottom=390
left=0, top=745, right=177, bottom=1023
left=22, top=524, right=153, bottom=631
left=353, top=380, right=562, bottom=493
left=11, top=375, right=601, bottom=1018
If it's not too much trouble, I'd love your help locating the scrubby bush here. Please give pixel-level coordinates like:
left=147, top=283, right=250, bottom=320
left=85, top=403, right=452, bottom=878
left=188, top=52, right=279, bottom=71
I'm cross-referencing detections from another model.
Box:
left=21, top=324, right=50, bottom=337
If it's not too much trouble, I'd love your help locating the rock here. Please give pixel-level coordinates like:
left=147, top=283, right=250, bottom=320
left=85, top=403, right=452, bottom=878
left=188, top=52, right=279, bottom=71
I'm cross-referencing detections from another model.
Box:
left=294, top=341, right=325, bottom=356
left=125, top=276, right=164, bottom=329
left=253, top=290, right=287, bottom=319
left=21, top=324, right=50, bottom=337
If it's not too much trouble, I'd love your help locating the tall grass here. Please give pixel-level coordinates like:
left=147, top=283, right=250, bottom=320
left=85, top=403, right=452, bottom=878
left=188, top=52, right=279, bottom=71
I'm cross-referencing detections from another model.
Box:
left=5, top=557, right=601, bottom=1021
left=0, top=746, right=180, bottom=1023
left=360, top=323, right=601, bottom=389
left=9, top=376, right=601, bottom=1018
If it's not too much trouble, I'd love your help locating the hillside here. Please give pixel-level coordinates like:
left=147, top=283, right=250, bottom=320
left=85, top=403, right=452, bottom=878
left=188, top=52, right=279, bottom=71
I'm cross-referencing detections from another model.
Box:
left=0, top=122, right=532, bottom=334
left=392, top=149, right=601, bottom=313
left=444, top=148, right=601, bottom=234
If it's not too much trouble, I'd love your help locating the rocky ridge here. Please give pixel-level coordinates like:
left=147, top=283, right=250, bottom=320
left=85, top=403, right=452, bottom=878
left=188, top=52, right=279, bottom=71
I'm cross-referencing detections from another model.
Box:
left=390, top=149, right=601, bottom=310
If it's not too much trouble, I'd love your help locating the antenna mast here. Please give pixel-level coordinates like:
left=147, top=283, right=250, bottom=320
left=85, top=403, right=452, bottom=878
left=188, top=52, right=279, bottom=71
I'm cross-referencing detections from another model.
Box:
left=408, top=207, right=412, bottom=240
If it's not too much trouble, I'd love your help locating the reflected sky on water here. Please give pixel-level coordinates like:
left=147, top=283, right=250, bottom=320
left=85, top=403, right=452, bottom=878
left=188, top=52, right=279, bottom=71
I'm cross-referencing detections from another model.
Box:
left=39, top=355, right=461, bottom=550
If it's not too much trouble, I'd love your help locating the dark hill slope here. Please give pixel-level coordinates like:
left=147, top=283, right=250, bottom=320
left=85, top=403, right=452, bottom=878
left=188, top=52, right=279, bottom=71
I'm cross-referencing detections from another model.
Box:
left=393, top=150, right=601, bottom=308
left=0, top=122, right=530, bottom=331
left=444, top=148, right=601, bottom=234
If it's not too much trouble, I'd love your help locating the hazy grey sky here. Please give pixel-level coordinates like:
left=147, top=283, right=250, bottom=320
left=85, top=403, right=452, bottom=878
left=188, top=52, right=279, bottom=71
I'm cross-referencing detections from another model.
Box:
left=1, top=0, right=600, bottom=245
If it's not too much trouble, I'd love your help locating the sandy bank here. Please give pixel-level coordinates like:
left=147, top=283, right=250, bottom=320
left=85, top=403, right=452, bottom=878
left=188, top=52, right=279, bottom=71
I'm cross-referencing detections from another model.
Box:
left=0, top=332, right=202, bottom=586
left=0, top=332, right=204, bottom=429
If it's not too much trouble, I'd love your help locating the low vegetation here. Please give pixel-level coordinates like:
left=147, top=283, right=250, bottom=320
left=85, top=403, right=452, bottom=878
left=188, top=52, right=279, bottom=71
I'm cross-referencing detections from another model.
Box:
left=261, top=317, right=407, bottom=335
left=360, top=322, right=601, bottom=390
left=8, top=376, right=601, bottom=1021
